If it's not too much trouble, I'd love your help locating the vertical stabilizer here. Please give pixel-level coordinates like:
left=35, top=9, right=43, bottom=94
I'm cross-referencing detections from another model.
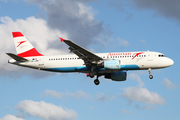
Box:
left=12, top=32, right=43, bottom=57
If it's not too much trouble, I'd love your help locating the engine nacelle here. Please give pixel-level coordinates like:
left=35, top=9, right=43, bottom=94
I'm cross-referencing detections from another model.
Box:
left=105, top=71, right=127, bottom=81
left=104, top=60, right=121, bottom=69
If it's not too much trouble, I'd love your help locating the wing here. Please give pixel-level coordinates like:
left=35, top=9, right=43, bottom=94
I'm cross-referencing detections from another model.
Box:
left=61, top=38, right=103, bottom=67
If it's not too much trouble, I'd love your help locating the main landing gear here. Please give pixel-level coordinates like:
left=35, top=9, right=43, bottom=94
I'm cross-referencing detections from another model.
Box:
left=94, top=79, right=100, bottom=85
left=89, top=72, right=95, bottom=78
left=148, top=68, right=153, bottom=79
left=88, top=72, right=100, bottom=85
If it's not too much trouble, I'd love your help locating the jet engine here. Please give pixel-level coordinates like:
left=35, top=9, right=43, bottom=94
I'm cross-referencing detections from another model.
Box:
left=105, top=71, right=127, bottom=81
left=103, top=60, right=121, bottom=69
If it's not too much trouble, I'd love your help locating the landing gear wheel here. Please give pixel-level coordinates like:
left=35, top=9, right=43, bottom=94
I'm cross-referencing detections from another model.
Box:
left=89, top=72, right=95, bottom=78
left=149, top=75, right=153, bottom=79
left=94, top=79, right=100, bottom=85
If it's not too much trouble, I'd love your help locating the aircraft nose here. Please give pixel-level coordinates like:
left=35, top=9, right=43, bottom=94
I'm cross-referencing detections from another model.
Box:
left=167, top=58, right=174, bottom=66
left=169, top=58, right=174, bottom=66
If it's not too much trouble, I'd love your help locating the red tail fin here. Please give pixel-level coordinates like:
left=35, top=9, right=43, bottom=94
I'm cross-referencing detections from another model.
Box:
left=12, top=32, right=43, bottom=57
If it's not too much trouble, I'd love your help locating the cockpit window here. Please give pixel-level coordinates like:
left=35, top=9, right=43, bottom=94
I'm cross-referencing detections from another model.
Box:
left=158, top=54, right=166, bottom=57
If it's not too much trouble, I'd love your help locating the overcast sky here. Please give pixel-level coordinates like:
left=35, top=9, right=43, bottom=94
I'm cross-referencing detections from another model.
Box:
left=0, top=0, right=179, bottom=120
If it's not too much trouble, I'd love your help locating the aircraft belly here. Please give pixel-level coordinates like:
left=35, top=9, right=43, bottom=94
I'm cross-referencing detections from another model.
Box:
left=42, top=64, right=140, bottom=73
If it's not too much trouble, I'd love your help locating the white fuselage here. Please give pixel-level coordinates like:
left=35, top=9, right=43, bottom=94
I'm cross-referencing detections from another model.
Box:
left=9, top=51, right=174, bottom=74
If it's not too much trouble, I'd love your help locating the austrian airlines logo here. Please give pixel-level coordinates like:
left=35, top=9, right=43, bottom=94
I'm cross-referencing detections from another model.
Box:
left=17, top=41, right=26, bottom=47
left=132, top=52, right=144, bottom=60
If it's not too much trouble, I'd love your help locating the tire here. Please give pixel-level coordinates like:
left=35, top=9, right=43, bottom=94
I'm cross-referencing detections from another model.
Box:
left=149, top=75, right=153, bottom=79
left=94, top=79, right=100, bottom=85
left=89, top=72, right=95, bottom=78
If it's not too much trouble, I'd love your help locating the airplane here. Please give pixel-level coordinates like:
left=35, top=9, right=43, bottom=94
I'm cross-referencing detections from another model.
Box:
left=7, top=32, right=174, bottom=85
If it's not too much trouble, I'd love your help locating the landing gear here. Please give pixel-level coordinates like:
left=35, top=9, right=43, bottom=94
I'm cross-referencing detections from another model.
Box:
left=149, top=75, right=153, bottom=79
left=148, top=68, right=153, bottom=79
left=93, top=74, right=100, bottom=85
left=94, top=79, right=100, bottom=85
left=89, top=72, right=95, bottom=78
left=89, top=65, right=100, bottom=85
left=86, top=72, right=100, bottom=85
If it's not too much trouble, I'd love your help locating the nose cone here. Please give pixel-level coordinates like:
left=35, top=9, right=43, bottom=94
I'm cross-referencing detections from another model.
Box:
left=169, top=58, right=174, bottom=66
left=166, top=58, right=174, bottom=67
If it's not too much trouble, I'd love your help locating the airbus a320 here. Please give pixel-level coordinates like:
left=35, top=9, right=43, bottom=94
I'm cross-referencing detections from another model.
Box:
left=7, top=32, right=174, bottom=85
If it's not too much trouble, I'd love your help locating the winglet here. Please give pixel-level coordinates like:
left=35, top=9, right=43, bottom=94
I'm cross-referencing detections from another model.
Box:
left=60, top=37, right=65, bottom=42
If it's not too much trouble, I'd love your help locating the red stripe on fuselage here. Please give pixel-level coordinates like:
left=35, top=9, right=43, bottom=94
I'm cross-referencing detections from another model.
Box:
left=17, top=48, right=43, bottom=57
left=132, top=52, right=144, bottom=60
left=12, top=32, right=24, bottom=38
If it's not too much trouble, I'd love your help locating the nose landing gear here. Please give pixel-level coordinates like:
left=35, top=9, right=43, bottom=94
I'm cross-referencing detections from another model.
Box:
left=148, top=68, right=153, bottom=79
left=149, top=75, right=153, bottom=79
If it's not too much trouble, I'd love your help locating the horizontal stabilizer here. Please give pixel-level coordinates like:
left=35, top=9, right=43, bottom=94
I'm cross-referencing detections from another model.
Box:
left=6, top=53, right=28, bottom=62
